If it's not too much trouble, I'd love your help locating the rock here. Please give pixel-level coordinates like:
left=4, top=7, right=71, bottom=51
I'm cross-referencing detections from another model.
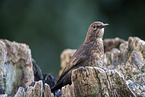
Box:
left=0, top=39, right=34, bottom=95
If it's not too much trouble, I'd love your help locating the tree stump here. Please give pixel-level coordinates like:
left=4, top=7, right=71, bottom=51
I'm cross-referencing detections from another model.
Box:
left=0, top=37, right=145, bottom=97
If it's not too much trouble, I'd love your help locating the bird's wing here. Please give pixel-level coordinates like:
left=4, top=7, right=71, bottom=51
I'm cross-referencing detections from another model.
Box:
left=57, top=44, right=89, bottom=82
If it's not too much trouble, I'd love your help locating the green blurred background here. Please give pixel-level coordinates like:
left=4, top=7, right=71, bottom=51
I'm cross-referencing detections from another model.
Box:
left=0, top=0, right=145, bottom=77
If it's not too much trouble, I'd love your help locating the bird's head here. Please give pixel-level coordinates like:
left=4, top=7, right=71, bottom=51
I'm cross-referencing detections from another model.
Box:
left=86, top=21, right=109, bottom=42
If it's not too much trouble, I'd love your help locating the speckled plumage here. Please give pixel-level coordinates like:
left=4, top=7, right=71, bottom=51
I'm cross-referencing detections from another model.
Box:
left=51, top=21, right=109, bottom=91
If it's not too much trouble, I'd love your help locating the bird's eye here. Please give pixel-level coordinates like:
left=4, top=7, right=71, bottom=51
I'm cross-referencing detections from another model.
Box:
left=93, top=26, right=95, bottom=28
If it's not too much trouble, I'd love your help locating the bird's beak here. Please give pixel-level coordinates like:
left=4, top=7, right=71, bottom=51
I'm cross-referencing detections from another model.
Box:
left=101, top=23, right=109, bottom=28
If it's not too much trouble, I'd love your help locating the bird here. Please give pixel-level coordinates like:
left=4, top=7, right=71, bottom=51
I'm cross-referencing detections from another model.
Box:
left=51, top=21, right=109, bottom=92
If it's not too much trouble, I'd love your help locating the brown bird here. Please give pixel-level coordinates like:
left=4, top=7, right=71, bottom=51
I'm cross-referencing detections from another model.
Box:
left=51, top=21, right=109, bottom=92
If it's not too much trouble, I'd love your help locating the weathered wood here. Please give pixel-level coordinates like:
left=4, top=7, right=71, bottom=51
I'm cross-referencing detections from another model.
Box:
left=0, top=39, right=34, bottom=96
left=0, top=37, right=145, bottom=96
left=60, top=37, right=145, bottom=96
left=14, top=81, right=54, bottom=97
left=62, top=67, right=136, bottom=97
